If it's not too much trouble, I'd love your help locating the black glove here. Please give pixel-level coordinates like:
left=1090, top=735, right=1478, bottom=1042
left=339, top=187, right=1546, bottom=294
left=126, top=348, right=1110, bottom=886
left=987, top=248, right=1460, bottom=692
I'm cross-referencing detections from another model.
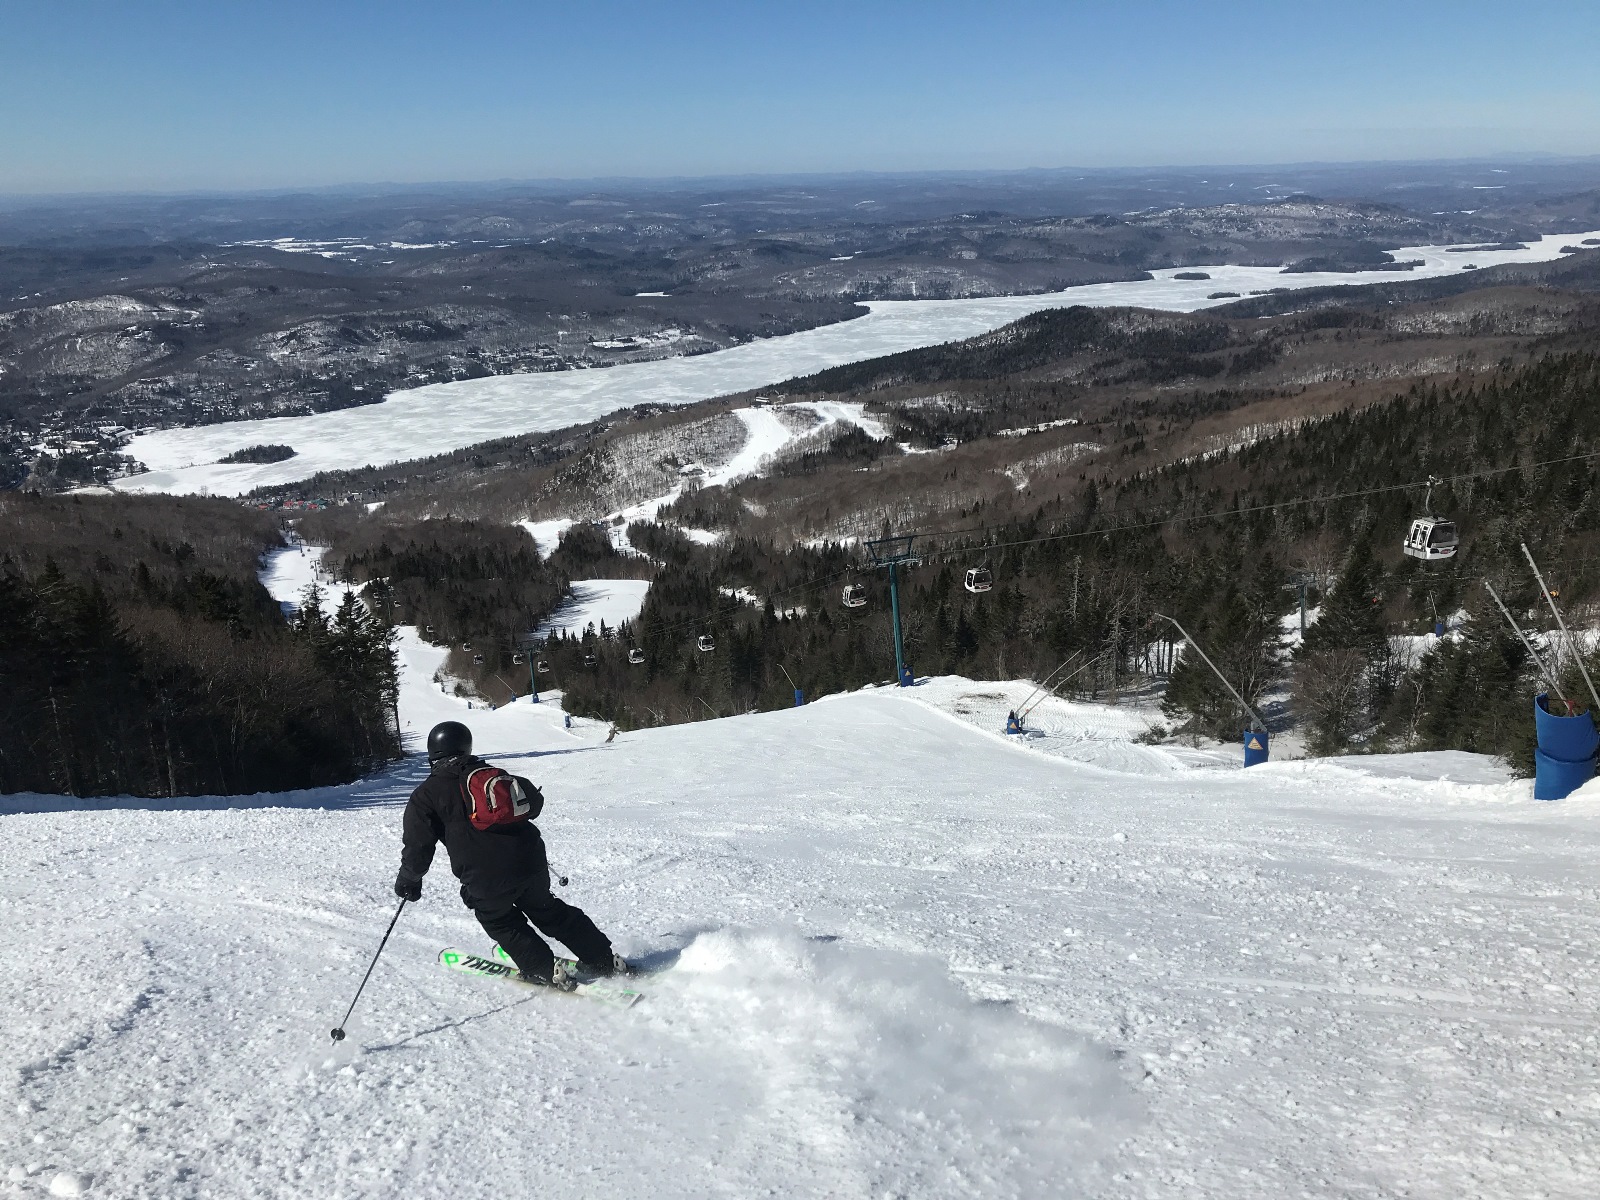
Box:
left=394, top=871, right=422, bottom=902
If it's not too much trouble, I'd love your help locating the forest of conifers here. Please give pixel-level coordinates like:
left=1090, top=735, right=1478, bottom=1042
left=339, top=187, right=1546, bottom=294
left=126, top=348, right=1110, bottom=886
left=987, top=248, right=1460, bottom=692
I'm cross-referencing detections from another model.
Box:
left=0, top=495, right=400, bottom=797
left=528, top=352, right=1600, bottom=773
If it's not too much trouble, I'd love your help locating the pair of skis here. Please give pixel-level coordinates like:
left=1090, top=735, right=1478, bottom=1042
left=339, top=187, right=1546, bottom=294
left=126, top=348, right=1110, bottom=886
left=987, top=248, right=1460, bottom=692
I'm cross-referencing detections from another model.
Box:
left=438, top=945, right=645, bottom=1008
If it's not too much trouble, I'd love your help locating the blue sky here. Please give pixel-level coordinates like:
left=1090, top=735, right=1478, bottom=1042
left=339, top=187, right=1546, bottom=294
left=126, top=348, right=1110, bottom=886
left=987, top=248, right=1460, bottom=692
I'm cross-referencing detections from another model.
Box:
left=3, top=0, right=1598, bottom=193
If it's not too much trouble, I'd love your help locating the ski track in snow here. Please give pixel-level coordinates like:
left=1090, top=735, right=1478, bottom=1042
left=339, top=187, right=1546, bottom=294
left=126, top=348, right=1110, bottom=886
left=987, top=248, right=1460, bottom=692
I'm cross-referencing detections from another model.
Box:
left=5, top=559, right=1600, bottom=1197
left=113, top=232, right=1600, bottom=496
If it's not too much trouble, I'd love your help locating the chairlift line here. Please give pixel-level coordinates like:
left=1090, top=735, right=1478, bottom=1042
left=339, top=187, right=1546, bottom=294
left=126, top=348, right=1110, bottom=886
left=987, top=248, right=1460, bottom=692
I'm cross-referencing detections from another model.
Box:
left=892, top=447, right=1600, bottom=563
left=622, top=447, right=1600, bottom=650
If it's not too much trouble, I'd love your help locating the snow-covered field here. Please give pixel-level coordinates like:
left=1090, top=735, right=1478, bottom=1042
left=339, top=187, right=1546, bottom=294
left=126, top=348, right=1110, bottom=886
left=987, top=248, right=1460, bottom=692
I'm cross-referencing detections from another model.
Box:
left=516, top=517, right=574, bottom=560
left=114, top=233, right=1600, bottom=496
left=533, top=578, right=651, bottom=641
left=5, top=560, right=1600, bottom=1199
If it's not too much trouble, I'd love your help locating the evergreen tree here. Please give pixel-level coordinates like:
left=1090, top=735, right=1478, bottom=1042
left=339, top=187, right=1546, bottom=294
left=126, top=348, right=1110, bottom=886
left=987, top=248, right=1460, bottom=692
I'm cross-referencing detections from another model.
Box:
left=1301, top=539, right=1386, bottom=658
left=1294, top=539, right=1392, bottom=752
left=1402, top=612, right=1534, bottom=771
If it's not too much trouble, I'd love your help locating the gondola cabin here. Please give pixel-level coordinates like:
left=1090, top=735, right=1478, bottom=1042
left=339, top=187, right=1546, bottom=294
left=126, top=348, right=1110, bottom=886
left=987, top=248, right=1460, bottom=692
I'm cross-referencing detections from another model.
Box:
left=697, top=634, right=716, bottom=653
left=512, top=653, right=524, bottom=666
left=1402, top=517, right=1459, bottom=561
left=841, top=583, right=867, bottom=609
left=583, top=653, right=597, bottom=667
left=628, top=648, right=645, bottom=665
left=536, top=660, right=551, bottom=674
left=964, top=567, right=994, bottom=594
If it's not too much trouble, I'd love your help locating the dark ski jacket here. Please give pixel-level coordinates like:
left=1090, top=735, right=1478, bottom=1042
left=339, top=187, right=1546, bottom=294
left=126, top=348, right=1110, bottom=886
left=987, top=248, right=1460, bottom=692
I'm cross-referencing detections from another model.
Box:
left=399, top=755, right=548, bottom=907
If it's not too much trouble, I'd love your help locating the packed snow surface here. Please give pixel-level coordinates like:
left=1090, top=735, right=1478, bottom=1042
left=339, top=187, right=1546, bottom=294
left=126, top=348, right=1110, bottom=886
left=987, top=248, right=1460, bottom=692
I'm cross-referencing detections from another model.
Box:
left=4, top=567, right=1600, bottom=1197
left=516, top=517, right=574, bottom=560
left=115, top=232, right=1600, bottom=495
left=533, top=578, right=651, bottom=640
left=255, top=537, right=332, bottom=617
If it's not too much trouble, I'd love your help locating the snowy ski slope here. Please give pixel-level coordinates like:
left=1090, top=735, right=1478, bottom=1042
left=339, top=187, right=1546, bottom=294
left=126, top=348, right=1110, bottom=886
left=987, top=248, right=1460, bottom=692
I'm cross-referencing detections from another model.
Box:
left=533, top=579, right=651, bottom=641
left=592, top=400, right=885, bottom=554
left=114, top=232, right=1600, bottom=495
left=4, top=559, right=1600, bottom=1198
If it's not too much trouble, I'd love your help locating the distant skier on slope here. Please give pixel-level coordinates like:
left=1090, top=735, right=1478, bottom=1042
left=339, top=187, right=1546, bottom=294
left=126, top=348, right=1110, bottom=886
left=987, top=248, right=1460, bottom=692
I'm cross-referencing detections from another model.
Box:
left=394, top=720, right=629, bottom=990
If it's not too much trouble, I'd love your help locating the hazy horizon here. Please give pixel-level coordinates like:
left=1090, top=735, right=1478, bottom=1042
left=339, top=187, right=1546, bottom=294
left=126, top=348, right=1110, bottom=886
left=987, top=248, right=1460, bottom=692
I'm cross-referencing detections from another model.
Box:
left=6, top=152, right=1600, bottom=206
left=4, top=0, right=1598, bottom=195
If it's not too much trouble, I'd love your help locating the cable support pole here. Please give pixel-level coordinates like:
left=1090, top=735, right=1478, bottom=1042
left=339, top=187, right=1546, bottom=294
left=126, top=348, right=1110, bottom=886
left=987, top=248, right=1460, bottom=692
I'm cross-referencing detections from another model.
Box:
left=1020, top=652, right=1104, bottom=721
left=1522, top=543, right=1600, bottom=714
left=889, top=560, right=908, bottom=686
left=1154, top=613, right=1265, bottom=732
left=1016, top=652, right=1081, bottom=716
left=1482, top=579, right=1568, bottom=708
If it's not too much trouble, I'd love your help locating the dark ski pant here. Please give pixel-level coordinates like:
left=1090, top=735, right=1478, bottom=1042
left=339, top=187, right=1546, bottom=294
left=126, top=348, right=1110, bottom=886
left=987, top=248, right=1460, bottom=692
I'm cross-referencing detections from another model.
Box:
left=473, top=884, right=612, bottom=981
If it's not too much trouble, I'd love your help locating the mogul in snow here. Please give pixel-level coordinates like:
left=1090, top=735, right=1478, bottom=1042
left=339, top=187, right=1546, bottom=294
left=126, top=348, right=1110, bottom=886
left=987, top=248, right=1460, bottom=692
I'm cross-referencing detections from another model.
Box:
left=395, top=720, right=629, bottom=990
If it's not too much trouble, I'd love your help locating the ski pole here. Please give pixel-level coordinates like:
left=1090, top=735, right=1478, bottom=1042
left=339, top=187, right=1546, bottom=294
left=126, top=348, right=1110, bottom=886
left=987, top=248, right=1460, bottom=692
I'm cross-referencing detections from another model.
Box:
left=330, top=898, right=406, bottom=1042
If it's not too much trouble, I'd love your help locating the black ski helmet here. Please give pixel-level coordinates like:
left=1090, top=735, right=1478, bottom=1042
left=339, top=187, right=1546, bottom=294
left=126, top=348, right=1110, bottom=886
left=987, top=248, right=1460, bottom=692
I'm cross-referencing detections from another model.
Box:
left=427, top=721, right=472, bottom=763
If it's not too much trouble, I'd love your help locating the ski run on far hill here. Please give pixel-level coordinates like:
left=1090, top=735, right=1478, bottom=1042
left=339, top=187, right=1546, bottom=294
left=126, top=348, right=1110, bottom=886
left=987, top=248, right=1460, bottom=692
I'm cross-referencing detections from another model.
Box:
left=2, top=547, right=1598, bottom=1200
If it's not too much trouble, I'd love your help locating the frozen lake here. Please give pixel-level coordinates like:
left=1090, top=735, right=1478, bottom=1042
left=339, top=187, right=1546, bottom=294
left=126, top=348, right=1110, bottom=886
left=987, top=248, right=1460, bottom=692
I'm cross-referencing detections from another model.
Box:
left=117, top=231, right=1600, bottom=496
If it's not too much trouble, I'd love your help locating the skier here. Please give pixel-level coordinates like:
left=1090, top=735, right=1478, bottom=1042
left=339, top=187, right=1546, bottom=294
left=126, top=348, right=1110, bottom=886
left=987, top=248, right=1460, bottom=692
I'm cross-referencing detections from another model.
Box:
left=394, top=720, right=628, bottom=990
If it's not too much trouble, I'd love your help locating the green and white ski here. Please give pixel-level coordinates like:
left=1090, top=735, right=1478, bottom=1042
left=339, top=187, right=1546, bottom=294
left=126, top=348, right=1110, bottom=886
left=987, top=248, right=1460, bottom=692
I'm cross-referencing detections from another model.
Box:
left=438, top=947, right=644, bottom=1008
left=489, top=943, right=640, bottom=981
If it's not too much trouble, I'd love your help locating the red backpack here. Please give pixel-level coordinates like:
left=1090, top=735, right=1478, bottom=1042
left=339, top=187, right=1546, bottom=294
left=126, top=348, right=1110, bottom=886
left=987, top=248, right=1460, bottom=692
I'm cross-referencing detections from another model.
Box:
left=460, top=765, right=541, bottom=831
